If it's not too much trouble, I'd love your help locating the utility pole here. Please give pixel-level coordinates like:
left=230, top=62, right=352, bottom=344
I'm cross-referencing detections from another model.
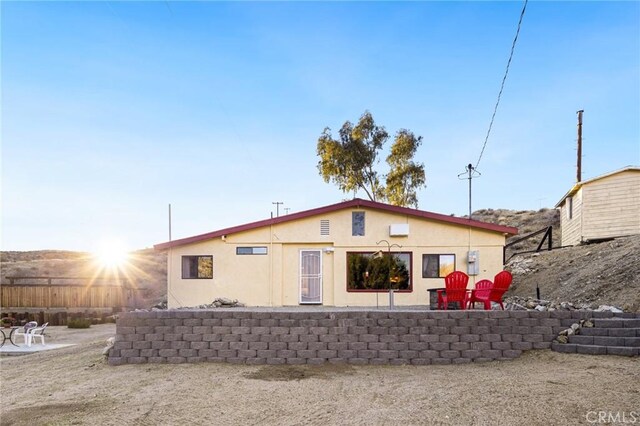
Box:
left=576, top=110, right=584, bottom=183
left=458, top=164, right=481, bottom=220
left=168, top=203, right=172, bottom=241
left=272, top=201, right=284, bottom=217
left=284, top=207, right=290, bottom=215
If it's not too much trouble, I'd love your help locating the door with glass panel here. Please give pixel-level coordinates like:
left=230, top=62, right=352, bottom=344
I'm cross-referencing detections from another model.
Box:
left=299, top=250, right=322, bottom=304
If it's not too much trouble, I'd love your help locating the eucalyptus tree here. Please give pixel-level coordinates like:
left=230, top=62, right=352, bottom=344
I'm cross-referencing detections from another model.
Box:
left=316, top=111, right=426, bottom=207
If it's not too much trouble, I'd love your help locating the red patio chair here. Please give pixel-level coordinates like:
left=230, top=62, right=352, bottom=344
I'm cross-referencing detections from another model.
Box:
left=437, top=271, right=469, bottom=310
left=469, top=271, right=513, bottom=310
left=467, top=279, right=493, bottom=309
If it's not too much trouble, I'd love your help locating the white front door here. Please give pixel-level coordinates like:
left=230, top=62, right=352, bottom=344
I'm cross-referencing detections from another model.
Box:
left=300, top=250, right=322, bottom=304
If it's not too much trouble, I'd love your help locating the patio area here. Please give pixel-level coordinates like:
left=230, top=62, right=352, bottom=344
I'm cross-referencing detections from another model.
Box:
left=0, top=342, right=75, bottom=356
left=0, top=324, right=115, bottom=357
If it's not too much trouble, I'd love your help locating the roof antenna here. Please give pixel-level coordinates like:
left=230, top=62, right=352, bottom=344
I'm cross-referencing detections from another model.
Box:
left=272, top=201, right=284, bottom=217
left=458, top=164, right=481, bottom=220
left=168, top=203, right=172, bottom=241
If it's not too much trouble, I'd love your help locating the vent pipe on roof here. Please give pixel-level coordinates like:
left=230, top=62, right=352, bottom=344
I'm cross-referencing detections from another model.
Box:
left=576, top=110, right=584, bottom=183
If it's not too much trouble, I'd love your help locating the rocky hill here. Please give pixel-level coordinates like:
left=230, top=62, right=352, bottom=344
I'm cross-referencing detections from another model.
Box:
left=469, top=207, right=639, bottom=311
left=470, top=207, right=561, bottom=253
left=506, top=235, right=640, bottom=312
left=2, top=207, right=638, bottom=311
left=0, top=249, right=167, bottom=306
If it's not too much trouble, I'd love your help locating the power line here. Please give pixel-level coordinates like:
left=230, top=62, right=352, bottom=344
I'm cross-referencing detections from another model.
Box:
left=164, top=0, right=174, bottom=16
left=475, top=0, right=528, bottom=171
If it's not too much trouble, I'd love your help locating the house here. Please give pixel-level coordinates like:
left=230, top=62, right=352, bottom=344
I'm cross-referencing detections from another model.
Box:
left=555, top=166, right=640, bottom=246
left=154, top=198, right=517, bottom=308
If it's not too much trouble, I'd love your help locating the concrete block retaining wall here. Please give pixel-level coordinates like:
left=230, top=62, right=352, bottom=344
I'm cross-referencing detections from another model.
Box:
left=107, top=309, right=639, bottom=366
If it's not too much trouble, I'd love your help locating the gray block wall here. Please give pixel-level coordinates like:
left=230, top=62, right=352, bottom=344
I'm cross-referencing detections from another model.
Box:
left=108, top=309, right=638, bottom=366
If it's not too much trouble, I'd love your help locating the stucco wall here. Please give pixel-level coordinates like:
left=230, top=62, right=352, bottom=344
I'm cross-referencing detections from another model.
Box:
left=167, top=206, right=509, bottom=308
left=108, top=309, right=637, bottom=366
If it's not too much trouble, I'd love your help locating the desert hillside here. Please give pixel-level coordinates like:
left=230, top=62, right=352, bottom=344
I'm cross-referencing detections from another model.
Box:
left=0, top=249, right=167, bottom=306
left=506, top=235, right=640, bottom=312
left=469, top=208, right=639, bottom=311
left=470, top=207, right=561, bottom=253
left=1, top=207, right=638, bottom=311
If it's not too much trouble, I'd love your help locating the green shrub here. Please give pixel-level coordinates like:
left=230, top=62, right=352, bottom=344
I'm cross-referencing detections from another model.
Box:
left=67, top=318, right=92, bottom=329
left=1, top=317, right=15, bottom=327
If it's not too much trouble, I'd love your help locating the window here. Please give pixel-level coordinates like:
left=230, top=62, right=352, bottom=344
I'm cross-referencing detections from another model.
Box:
left=567, top=197, right=573, bottom=220
left=347, top=251, right=412, bottom=292
left=320, top=220, right=330, bottom=236
left=236, top=247, right=268, bottom=255
left=422, top=254, right=456, bottom=278
left=182, top=256, right=213, bottom=279
left=352, top=212, right=365, bottom=236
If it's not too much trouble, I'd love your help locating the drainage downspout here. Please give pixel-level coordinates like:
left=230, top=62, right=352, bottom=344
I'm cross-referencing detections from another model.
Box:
left=269, top=223, right=273, bottom=307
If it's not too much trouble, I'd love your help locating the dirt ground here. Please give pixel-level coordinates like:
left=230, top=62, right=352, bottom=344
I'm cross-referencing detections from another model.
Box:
left=0, top=325, right=638, bottom=425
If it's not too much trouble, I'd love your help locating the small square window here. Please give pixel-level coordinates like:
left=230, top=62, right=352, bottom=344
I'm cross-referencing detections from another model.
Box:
left=422, top=254, right=455, bottom=278
left=182, top=255, right=213, bottom=279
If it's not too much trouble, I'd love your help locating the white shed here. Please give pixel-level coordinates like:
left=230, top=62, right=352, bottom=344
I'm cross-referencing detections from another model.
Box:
left=555, top=166, right=640, bottom=246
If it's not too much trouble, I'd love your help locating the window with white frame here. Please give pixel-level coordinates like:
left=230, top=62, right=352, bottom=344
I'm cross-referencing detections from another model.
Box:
left=236, top=247, right=268, bottom=255
left=422, top=254, right=456, bottom=278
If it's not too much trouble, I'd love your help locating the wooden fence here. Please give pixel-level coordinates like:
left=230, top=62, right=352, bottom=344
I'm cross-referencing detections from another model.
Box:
left=1, top=276, right=148, bottom=311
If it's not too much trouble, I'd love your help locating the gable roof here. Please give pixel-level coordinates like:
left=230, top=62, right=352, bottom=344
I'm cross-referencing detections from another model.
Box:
left=555, top=166, right=640, bottom=208
left=154, top=198, right=518, bottom=250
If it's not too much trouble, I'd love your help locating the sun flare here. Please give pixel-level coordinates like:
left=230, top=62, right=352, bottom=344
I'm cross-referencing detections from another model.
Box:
left=92, top=239, right=131, bottom=269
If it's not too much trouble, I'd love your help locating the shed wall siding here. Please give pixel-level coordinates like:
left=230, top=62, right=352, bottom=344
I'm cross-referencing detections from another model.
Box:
left=581, top=171, right=640, bottom=241
left=560, top=189, right=583, bottom=246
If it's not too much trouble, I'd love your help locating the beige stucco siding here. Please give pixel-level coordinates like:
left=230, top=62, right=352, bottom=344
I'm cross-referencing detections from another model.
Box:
left=581, top=171, right=640, bottom=241
left=167, top=206, right=509, bottom=308
left=168, top=239, right=272, bottom=308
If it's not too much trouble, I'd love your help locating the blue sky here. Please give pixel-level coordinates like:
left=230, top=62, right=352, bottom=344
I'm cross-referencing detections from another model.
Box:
left=2, top=1, right=639, bottom=251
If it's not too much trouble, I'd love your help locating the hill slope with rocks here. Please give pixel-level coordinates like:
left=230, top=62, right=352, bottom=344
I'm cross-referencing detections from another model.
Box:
left=470, top=207, right=561, bottom=252
left=506, top=235, right=640, bottom=312
left=469, top=207, right=639, bottom=312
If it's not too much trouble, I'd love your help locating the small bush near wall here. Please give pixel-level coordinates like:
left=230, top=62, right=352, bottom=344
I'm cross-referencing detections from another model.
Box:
left=67, top=318, right=92, bottom=329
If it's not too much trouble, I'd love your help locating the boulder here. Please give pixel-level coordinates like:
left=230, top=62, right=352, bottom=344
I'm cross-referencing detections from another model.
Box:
left=102, top=336, right=115, bottom=356
left=594, top=305, right=623, bottom=313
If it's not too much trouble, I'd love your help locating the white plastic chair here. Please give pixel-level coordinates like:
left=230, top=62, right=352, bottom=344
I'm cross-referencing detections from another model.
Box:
left=26, top=322, right=48, bottom=347
left=12, top=321, right=37, bottom=345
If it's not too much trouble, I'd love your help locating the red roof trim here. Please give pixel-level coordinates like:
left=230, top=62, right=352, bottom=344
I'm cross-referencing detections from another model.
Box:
left=154, top=198, right=518, bottom=250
